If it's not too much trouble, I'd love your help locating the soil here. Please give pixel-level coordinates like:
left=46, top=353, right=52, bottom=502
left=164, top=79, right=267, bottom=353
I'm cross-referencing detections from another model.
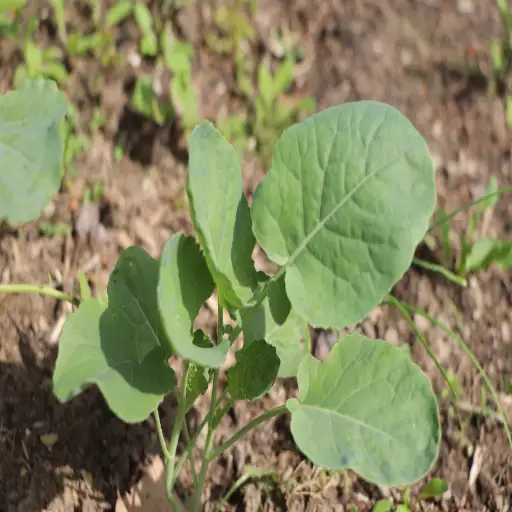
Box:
left=1, top=0, right=512, bottom=511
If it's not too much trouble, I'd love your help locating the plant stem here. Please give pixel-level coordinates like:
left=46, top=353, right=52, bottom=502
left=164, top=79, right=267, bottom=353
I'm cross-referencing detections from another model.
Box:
left=427, top=184, right=512, bottom=233
left=194, top=305, right=224, bottom=511
left=207, top=405, right=288, bottom=462
left=412, top=258, right=467, bottom=287
left=386, top=294, right=464, bottom=432
left=183, top=420, right=198, bottom=489
left=393, top=297, right=512, bottom=449
left=165, top=362, right=190, bottom=503
left=153, top=410, right=170, bottom=460
left=0, top=283, right=80, bottom=306
left=173, top=413, right=210, bottom=487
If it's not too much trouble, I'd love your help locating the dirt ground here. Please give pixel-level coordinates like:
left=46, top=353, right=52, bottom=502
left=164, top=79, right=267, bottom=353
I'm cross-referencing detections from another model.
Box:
left=1, top=0, right=512, bottom=511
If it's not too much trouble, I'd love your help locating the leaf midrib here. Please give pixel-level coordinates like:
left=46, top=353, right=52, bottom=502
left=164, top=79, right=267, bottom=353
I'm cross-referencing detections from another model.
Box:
left=299, top=402, right=407, bottom=446
left=284, top=153, right=402, bottom=270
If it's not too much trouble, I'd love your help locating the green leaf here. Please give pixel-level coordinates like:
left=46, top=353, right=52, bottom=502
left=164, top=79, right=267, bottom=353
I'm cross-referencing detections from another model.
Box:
left=0, top=0, right=27, bottom=11
left=141, top=32, right=158, bottom=57
left=273, top=58, right=295, bottom=97
left=157, top=232, right=229, bottom=367
left=465, top=239, right=512, bottom=273
left=479, top=176, right=498, bottom=212
left=418, top=477, right=448, bottom=500
left=106, top=0, right=134, bottom=27
left=372, top=500, right=393, bottom=512
left=53, top=299, right=177, bottom=423
left=24, top=39, right=42, bottom=76
left=242, top=273, right=308, bottom=377
left=0, top=78, right=68, bottom=224
left=258, top=64, right=275, bottom=107
left=108, top=246, right=169, bottom=362
left=251, top=101, right=436, bottom=328
left=134, top=1, right=153, bottom=34
left=464, top=239, right=496, bottom=273
left=187, top=122, right=258, bottom=309
left=184, top=330, right=213, bottom=410
left=286, top=333, right=440, bottom=486
left=228, top=339, right=280, bottom=400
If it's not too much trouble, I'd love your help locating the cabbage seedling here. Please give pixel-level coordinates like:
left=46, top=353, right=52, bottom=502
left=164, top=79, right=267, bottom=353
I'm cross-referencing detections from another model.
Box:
left=0, top=79, right=441, bottom=510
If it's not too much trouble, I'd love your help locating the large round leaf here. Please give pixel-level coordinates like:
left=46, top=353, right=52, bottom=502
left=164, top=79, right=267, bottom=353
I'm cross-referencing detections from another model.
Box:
left=287, top=333, right=440, bottom=486
left=0, top=78, right=68, bottom=224
left=251, top=101, right=435, bottom=328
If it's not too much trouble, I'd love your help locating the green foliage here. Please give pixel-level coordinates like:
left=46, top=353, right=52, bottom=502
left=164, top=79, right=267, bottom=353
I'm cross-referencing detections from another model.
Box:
left=14, top=39, right=68, bottom=86
left=242, top=274, right=308, bottom=377
left=129, top=20, right=197, bottom=131
left=187, top=122, right=258, bottom=309
left=251, top=102, right=435, bottom=328
left=161, top=21, right=197, bottom=130
left=0, top=78, right=67, bottom=224
left=106, top=0, right=135, bottom=27
left=429, top=176, right=512, bottom=277
left=228, top=339, right=280, bottom=400
left=206, top=1, right=313, bottom=161
left=56, top=102, right=439, bottom=504
left=252, top=58, right=316, bottom=162
left=134, top=1, right=158, bottom=56
left=418, top=477, right=448, bottom=499
left=287, top=334, right=440, bottom=485
left=0, top=77, right=443, bottom=509
left=157, top=233, right=229, bottom=367
left=53, top=298, right=177, bottom=423
left=131, top=75, right=174, bottom=126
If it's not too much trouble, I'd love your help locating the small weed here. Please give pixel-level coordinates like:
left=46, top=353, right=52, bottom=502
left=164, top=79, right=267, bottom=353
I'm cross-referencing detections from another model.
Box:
left=38, top=219, right=71, bottom=237
left=131, top=74, right=174, bottom=126
left=251, top=57, right=316, bottom=163
left=130, top=20, right=198, bottom=131
left=61, top=103, right=90, bottom=180
left=83, top=180, right=104, bottom=204
left=13, top=17, right=68, bottom=86
left=427, top=177, right=512, bottom=278
left=134, top=1, right=158, bottom=57
left=372, top=477, right=447, bottom=511
left=207, top=2, right=314, bottom=163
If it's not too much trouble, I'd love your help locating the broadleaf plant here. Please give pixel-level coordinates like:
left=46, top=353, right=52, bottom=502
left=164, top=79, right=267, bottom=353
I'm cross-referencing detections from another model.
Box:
left=0, top=79, right=442, bottom=510
left=0, top=78, right=68, bottom=224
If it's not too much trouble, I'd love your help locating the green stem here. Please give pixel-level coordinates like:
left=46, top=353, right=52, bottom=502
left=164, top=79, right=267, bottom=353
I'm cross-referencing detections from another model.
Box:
left=165, top=362, right=190, bottom=503
left=183, top=419, right=198, bottom=489
left=394, top=298, right=512, bottom=449
left=0, top=283, right=80, bottom=306
left=427, top=184, right=512, bottom=233
left=194, top=305, right=224, bottom=510
left=412, top=258, right=467, bottom=287
left=173, top=413, right=210, bottom=488
left=207, top=405, right=288, bottom=463
left=386, top=294, right=464, bottom=431
left=153, top=410, right=170, bottom=460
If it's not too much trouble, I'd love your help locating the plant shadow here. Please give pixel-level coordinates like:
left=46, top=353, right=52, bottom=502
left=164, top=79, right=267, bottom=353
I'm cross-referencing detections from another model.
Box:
left=0, top=315, right=171, bottom=511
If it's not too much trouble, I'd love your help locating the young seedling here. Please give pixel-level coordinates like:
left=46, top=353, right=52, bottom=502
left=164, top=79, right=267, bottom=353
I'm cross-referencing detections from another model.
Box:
left=0, top=79, right=441, bottom=509
left=425, top=177, right=512, bottom=278
left=252, top=57, right=316, bottom=163
left=13, top=17, right=68, bottom=87
left=372, top=477, right=448, bottom=512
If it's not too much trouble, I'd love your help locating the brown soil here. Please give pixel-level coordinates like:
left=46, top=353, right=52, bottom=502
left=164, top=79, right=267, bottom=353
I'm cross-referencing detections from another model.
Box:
left=1, top=1, right=512, bottom=511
